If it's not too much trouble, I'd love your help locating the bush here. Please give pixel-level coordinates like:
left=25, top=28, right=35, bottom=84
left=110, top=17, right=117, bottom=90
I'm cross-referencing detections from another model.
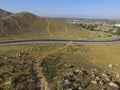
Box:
left=116, top=27, right=120, bottom=35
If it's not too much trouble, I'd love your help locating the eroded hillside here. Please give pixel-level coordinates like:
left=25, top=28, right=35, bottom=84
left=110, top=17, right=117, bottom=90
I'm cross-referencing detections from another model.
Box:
left=0, top=12, right=75, bottom=38
left=0, top=9, right=12, bottom=18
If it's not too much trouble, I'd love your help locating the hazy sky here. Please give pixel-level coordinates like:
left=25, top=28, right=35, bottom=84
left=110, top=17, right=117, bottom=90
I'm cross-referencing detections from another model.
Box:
left=0, top=0, right=120, bottom=18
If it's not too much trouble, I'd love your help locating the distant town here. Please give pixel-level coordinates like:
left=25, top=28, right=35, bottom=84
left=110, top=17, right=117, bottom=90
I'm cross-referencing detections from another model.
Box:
left=64, top=18, right=120, bottom=34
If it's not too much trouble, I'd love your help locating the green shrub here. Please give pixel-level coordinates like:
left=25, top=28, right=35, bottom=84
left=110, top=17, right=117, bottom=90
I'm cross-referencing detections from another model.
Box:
left=116, top=27, right=120, bottom=35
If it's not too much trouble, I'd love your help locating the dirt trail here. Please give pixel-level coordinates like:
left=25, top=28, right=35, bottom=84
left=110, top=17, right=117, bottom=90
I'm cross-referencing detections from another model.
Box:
left=47, top=22, right=54, bottom=37
left=31, top=61, right=50, bottom=90
left=65, top=25, right=69, bottom=33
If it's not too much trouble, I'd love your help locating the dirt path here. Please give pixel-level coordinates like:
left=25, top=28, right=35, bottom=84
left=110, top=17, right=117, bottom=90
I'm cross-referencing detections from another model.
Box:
left=31, top=61, right=50, bottom=90
left=65, top=25, right=69, bottom=33
left=47, top=22, right=54, bottom=37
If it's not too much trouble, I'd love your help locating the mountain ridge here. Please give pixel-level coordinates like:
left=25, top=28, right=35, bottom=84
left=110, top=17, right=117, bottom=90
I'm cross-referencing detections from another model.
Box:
left=0, top=9, right=12, bottom=18
left=0, top=11, right=74, bottom=38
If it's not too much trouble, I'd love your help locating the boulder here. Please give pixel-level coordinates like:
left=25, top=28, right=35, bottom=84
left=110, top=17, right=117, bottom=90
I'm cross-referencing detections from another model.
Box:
left=116, top=74, right=120, bottom=79
left=91, top=74, right=95, bottom=77
left=99, top=80, right=104, bottom=85
left=0, top=78, right=3, bottom=83
left=108, top=64, right=114, bottom=68
left=78, top=87, right=82, bottom=90
left=75, top=69, right=80, bottom=73
left=105, top=77, right=111, bottom=82
left=95, top=76, right=101, bottom=81
left=91, top=80, right=97, bottom=84
left=102, top=73, right=109, bottom=78
left=64, top=79, right=70, bottom=85
left=109, top=82, right=119, bottom=88
left=4, top=57, right=8, bottom=60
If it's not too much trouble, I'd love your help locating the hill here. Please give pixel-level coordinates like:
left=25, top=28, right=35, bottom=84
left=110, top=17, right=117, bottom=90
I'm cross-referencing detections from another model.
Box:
left=0, top=10, right=117, bottom=40
left=0, top=9, right=12, bottom=18
left=0, top=12, right=75, bottom=38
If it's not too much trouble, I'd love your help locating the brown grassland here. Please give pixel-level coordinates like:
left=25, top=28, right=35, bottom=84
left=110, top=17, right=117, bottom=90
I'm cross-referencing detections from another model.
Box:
left=0, top=43, right=120, bottom=89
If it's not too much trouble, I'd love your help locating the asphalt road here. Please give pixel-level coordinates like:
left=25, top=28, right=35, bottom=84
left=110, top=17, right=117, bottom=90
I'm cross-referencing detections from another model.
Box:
left=0, top=38, right=120, bottom=45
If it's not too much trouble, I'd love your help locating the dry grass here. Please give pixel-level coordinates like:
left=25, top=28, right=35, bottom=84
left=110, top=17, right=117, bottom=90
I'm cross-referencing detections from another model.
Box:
left=0, top=43, right=119, bottom=74
left=0, top=43, right=120, bottom=82
left=0, top=43, right=120, bottom=89
left=85, top=43, right=120, bottom=73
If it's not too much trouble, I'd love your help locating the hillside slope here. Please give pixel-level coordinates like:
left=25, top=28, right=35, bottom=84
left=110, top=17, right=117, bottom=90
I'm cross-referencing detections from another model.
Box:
left=0, top=11, right=117, bottom=40
left=0, top=12, right=75, bottom=38
left=0, top=9, right=12, bottom=18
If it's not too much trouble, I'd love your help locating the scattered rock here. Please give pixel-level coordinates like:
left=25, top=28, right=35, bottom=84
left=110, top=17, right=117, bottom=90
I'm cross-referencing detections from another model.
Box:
left=5, top=81, right=12, bottom=86
left=4, top=57, right=8, bottom=60
left=75, top=69, right=80, bottom=73
left=109, top=82, right=119, bottom=88
left=91, top=71, right=95, bottom=75
left=91, top=74, right=95, bottom=77
left=116, top=74, right=120, bottom=79
left=0, top=78, right=3, bottom=83
left=64, top=64, right=74, bottom=68
left=95, top=76, right=101, bottom=81
left=73, top=82, right=80, bottom=88
left=91, top=80, right=97, bottom=84
left=18, top=51, right=24, bottom=57
left=108, top=64, right=114, bottom=68
left=9, top=66, right=13, bottom=72
left=99, top=80, right=104, bottom=85
left=93, top=68, right=98, bottom=72
left=64, top=79, right=70, bottom=85
left=78, top=87, right=82, bottom=90
left=67, top=88, right=72, bottom=90
left=105, top=77, right=111, bottom=82
left=73, top=75, right=78, bottom=80
left=102, top=73, right=109, bottom=78
left=68, top=71, right=74, bottom=76
left=80, top=70, right=87, bottom=75
left=101, top=87, right=106, bottom=90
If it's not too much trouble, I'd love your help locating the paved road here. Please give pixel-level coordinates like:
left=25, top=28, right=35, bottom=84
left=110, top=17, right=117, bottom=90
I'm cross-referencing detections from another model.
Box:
left=0, top=38, right=120, bottom=45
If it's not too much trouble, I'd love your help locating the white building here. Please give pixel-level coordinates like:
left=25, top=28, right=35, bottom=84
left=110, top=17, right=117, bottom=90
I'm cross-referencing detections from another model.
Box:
left=115, top=24, right=120, bottom=27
